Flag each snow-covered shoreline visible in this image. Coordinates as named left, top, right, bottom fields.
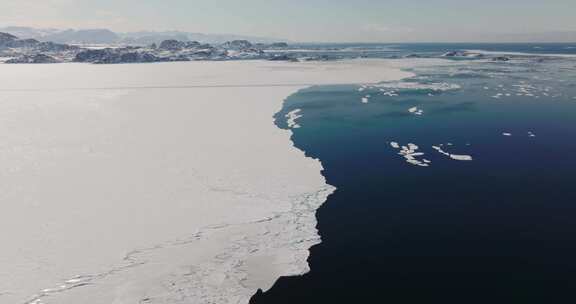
left=0, top=59, right=443, bottom=304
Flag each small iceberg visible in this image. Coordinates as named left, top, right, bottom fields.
left=408, top=106, right=424, bottom=116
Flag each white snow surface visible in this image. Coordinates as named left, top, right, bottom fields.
left=0, top=58, right=444, bottom=304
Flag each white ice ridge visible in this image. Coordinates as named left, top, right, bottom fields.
left=0, top=59, right=447, bottom=304
left=371, top=81, right=461, bottom=91
left=286, top=108, right=303, bottom=128
left=432, top=144, right=473, bottom=161
left=390, top=142, right=431, bottom=167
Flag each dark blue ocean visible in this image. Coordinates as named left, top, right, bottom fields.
left=251, top=44, right=576, bottom=304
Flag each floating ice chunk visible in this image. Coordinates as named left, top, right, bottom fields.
left=408, top=106, right=424, bottom=116
left=361, top=96, right=369, bottom=104
left=450, top=154, right=473, bottom=161
left=502, top=132, right=512, bottom=136
left=390, top=141, right=430, bottom=167
left=432, top=145, right=473, bottom=161
left=286, top=109, right=303, bottom=129
left=432, top=145, right=449, bottom=156
left=380, top=89, right=399, bottom=97
left=528, top=131, right=536, bottom=137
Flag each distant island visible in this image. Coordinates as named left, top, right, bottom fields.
left=0, top=31, right=298, bottom=64
left=0, top=27, right=285, bottom=45
left=1, top=30, right=521, bottom=65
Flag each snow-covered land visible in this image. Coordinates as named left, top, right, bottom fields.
left=0, top=59, right=440, bottom=304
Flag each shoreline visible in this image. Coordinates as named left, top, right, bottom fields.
left=0, top=59, right=444, bottom=304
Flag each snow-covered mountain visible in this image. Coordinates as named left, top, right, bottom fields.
left=0, top=27, right=285, bottom=45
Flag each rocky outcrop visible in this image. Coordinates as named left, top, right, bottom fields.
left=5, top=54, right=60, bottom=64
left=269, top=42, right=289, bottom=48
left=442, top=51, right=484, bottom=58
left=492, top=56, right=511, bottom=62
left=0, top=32, right=18, bottom=44
left=158, top=39, right=186, bottom=51
left=222, top=40, right=254, bottom=50
left=0, top=32, right=287, bottom=64
left=74, top=48, right=161, bottom=64
left=37, top=41, right=79, bottom=52
left=0, top=33, right=37, bottom=49
left=0, top=32, right=78, bottom=53
left=158, top=40, right=204, bottom=51
left=268, top=54, right=298, bottom=62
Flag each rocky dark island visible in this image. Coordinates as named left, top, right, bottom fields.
left=0, top=32, right=79, bottom=63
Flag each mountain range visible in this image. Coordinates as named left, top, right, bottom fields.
left=0, top=26, right=284, bottom=45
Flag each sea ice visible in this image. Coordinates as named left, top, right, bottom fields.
left=408, top=106, right=424, bottom=115
left=390, top=142, right=430, bottom=167
left=0, top=58, right=445, bottom=304
left=432, top=145, right=473, bottom=161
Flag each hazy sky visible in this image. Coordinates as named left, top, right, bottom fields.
left=2, top=0, right=576, bottom=42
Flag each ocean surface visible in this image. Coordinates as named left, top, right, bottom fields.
left=266, top=42, right=576, bottom=60
left=251, top=44, right=576, bottom=303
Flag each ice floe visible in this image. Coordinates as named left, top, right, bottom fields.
left=390, top=142, right=430, bottom=167
left=380, top=89, right=399, bottom=97
left=408, top=106, right=424, bottom=115
left=432, top=144, right=473, bottom=161
left=361, top=95, right=370, bottom=104
left=503, top=132, right=512, bottom=136
left=286, top=109, right=303, bottom=129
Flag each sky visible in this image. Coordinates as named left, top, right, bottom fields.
left=2, top=0, right=576, bottom=42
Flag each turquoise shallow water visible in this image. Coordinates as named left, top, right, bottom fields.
left=252, top=45, right=576, bottom=303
